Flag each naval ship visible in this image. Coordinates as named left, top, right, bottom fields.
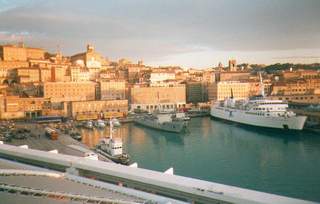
left=134, top=111, right=187, bottom=133
left=210, top=75, right=307, bottom=130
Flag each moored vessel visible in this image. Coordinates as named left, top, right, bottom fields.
left=95, top=120, right=130, bottom=165
left=210, top=74, right=307, bottom=130
left=134, top=111, right=187, bottom=133
left=84, top=121, right=93, bottom=129
left=94, top=119, right=106, bottom=128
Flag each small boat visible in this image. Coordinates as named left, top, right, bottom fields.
left=84, top=121, right=93, bottom=129
left=94, top=119, right=106, bottom=128
left=70, top=130, right=82, bottom=141
left=95, top=119, right=130, bottom=165
left=110, top=118, right=121, bottom=127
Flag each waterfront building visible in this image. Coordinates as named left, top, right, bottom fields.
left=130, top=84, right=186, bottom=112
left=186, top=81, right=208, bottom=104
left=44, top=81, right=97, bottom=102
left=282, top=69, right=320, bottom=80
left=271, top=78, right=320, bottom=96
left=268, top=93, right=320, bottom=104
left=70, top=99, right=128, bottom=119
left=208, top=81, right=251, bottom=101
left=0, top=95, right=45, bottom=119
left=100, top=80, right=126, bottom=100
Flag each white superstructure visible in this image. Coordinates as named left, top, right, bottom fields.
left=210, top=73, right=307, bottom=130
left=96, top=119, right=130, bottom=164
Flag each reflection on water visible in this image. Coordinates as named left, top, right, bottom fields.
left=79, top=117, right=320, bottom=202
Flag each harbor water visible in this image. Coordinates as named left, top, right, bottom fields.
left=80, top=117, right=320, bottom=202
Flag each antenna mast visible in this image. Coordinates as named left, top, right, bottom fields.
left=259, top=72, right=265, bottom=97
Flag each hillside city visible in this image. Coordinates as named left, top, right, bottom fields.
left=0, top=43, right=319, bottom=124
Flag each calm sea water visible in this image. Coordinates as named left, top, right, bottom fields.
left=80, top=117, right=320, bottom=202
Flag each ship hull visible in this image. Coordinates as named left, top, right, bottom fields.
left=134, top=118, right=186, bottom=133
left=210, top=107, right=307, bottom=130
left=95, top=148, right=130, bottom=165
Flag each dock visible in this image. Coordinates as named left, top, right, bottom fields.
left=1, top=121, right=112, bottom=162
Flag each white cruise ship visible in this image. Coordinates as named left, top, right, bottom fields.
left=210, top=75, right=307, bottom=130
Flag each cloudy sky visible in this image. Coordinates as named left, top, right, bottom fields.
left=0, top=0, right=320, bottom=68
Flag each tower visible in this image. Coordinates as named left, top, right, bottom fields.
left=228, top=59, right=237, bottom=72
left=87, top=44, right=94, bottom=52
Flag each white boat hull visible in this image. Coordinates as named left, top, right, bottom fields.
left=210, top=107, right=307, bottom=130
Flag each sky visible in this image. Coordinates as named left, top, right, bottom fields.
left=0, top=0, right=320, bottom=68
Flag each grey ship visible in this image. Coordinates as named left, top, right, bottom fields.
left=134, top=111, right=187, bottom=133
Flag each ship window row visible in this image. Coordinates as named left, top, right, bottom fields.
left=253, top=107, right=273, bottom=111
left=257, top=102, right=285, bottom=105
left=280, top=96, right=317, bottom=100
left=246, top=112, right=265, bottom=116
left=253, top=107, right=286, bottom=111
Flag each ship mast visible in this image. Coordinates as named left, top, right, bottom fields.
left=259, top=72, right=265, bottom=97
left=230, top=88, right=234, bottom=99
left=109, top=119, right=113, bottom=139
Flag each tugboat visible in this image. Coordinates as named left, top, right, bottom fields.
left=95, top=120, right=130, bottom=165
left=134, top=110, right=187, bottom=133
